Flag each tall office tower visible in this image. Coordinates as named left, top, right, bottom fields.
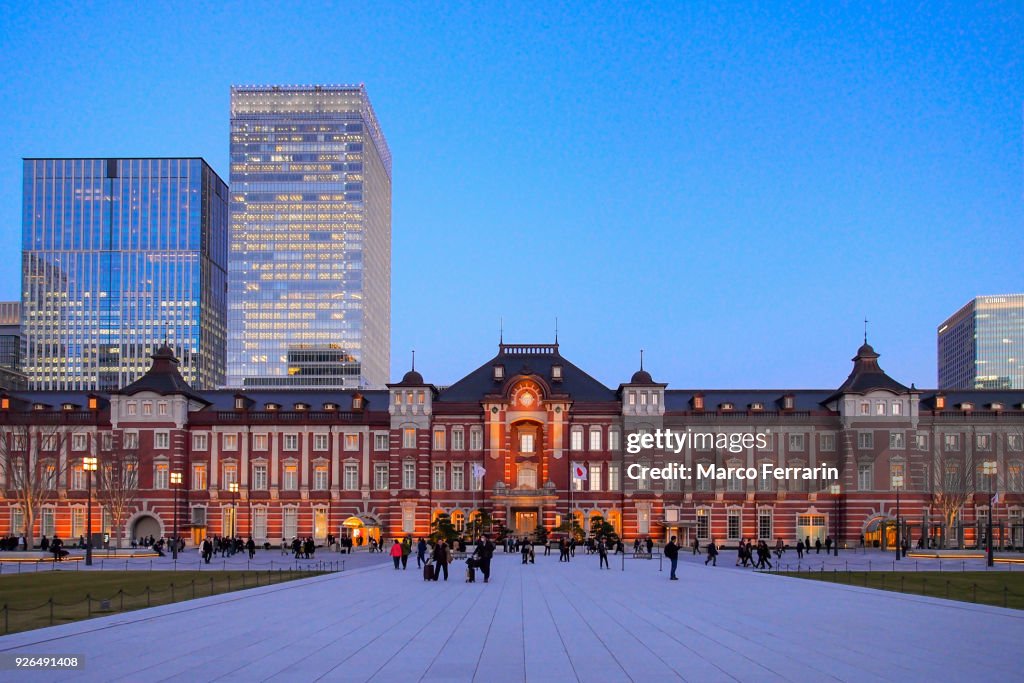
left=21, top=158, right=229, bottom=391
left=938, top=294, right=1024, bottom=389
left=0, top=302, right=26, bottom=390
left=228, top=85, right=391, bottom=389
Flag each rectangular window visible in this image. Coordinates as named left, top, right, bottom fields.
left=875, top=402, right=886, bottom=416
left=142, top=402, right=152, bottom=416
left=944, top=434, right=960, bottom=451
left=757, top=470, right=772, bottom=492
left=191, top=507, right=206, bottom=527
left=375, top=463, right=389, bottom=490
left=451, top=463, right=464, bottom=491
left=122, top=431, right=138, bottom=449
left=344, top=434, right=359, bottom=451
left=153, top=463, right=168, bottom=490
left=70, top=465, right=85, bottom=490
left=914, top=434, right=928, bottom=451
left=126, top=403, right=137, bottom=416
left=253, top=508, right=267, bottom=540
left=727, top=510, right=741, bottom=540
left=72, top=507, right=86, bottom=539
left=283, top=508, right=298, bottom=540
left=102, top=433, right=112, bottom=450
left=223, top=434, right=238, bottom=451
left=891, top=402, right=902, bottom=416
left=572, top=471, right=584, bottom=491
left=589, top=463, right=602, bottom=491
left=889, top=432, right=905, bottom=449
left=696, top=469, right=712, bottom=492
left=1008, top=462, right=1023, bottom=493
left=283, top=464, right=298, bottom=491
left=222, top=463, right=237, bottom=488
left=665, top=475, right=680, bottom=492
left=283, top=434, right=299, bottom=451
left=1008, top=434, right=1023, bottom=452
left=433, top=464, right=445, bottom=490
left=433, top=429, right=446, bottom=450
left=890, top=462, right=905, bottom=489
left=403, top=462, right=416, bottom=489
left=471, top=463, right=484, bottom=491
left=976, top=434, right=991, bottom=451
left=154, top=432, right=170, bottom=449
left=158, top=402, right=169, bottom=416
left=72, top=433, right=87, bottom=451
left=452, top=429, right=465, bottom=451
left=571, top=429, right=583, bottom=451
left=820, top=434, right=835, bottom=451
left=696, top=508, right=709, bottom=540
left=638, top=506, right=650, bottom=534
left=252, top=464, right=267, bottom=491
left=858, top=463, right=872, bottom=491
left=252, top=434, right=268, bottom=451
left=589, top=429, right=602, bottom=451
left=470, top=428, right=483, bottom=450
left=314, top=434, right=330, bottom=451
left=192, top=433, right=208, bottom=451
left=40, top=508, right=55, bottom=537
left=520, top=434, right=534, bottom=453
left=758, top=512, right=773, bottom=540
left=314, top=465, right=329, bottom=491
left=944, top=462, right=960, bottom=490
left=788, top=434, right=805, bottom=451
left=858, top=432, right=873, bottom=449
left=343, top=463, right=358, bottom=491
left=727, top=471, right=743, bottom=492
left=608, top=430, right=620, bottom=451
left=403, top=507, right=415, bottom=534
left=609, top=464, right=621, bottom=491
left=374, top=433, right=388, bottom=451
left=403, top=428, right=416, bottom=449
left=192, top=464, right=207, bottom=491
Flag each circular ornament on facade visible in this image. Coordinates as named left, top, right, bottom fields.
left=491, top=406, right=499, bottom=414
left=519, top=392, right=535, bottom=407
left=555, top=406, right=562, bottom=413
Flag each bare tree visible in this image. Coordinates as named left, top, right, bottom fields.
left=0, top=421, right=79, bottom=549
left=930, top=437, right=969, bottom=548
left=95, top=441, right=140, bottom=551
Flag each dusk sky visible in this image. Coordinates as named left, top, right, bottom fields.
left=1, top=2, right=1021, bottom=390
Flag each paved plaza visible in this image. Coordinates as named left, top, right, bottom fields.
left=0, top=548, right=1022, bottom=682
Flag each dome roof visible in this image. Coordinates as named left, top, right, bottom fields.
left=630, top=369, right=654, bottom=384
left=400, top=369, right=424, bottom=385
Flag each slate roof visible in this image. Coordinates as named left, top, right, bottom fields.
left=918, top=390, right=1024, bottom=410
left=439, top=344, right=616, bottom=403
left=823, top=342, right=908, bottom=402
left=664, top=390, right=834, bottom=412
left=196, top=389, right=389, bottom=411
left=117, top=344, right=209, bottom=403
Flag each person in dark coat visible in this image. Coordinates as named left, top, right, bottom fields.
left=796, top=539, right=805, bottom=558
left=665, top=536, right=679, bottom=579
left=202, top=537, right=214, bottom=564
left=432, top=541, right=450, bottom=581
left=815, top=538, right=822, bottom=554
left=474, top=534, right=495, bottom=583
left=598, top=539, right=610, bottom=569
left=417, top=538, right=428, bottom=568
left=705, top=538, right=718, bottom=566
left=246, top=537, right=256, bottom=559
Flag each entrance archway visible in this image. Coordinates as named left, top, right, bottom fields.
left=131, top=514, right=162, bottom=542
left=342, top=515, right=380, bottom=547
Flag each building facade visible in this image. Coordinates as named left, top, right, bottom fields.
left=939, top=294, right=1024, bottom=390
left=2, top=341, right=1022, bottom=549
left=21, top=158, right=229, bottom=392
left=0, top=302, right=26, bottom=391
left=227, top=85, right=392, bottom=391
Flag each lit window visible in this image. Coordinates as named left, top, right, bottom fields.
left=571, top=428, right=583, bottom=451
left=283, top=464, right=298, bottom=490
left=403, top=428, right=416, bottom=449
left=589, top=463, right=601, bottom=491
left=314, top=465, right=329, bottom=491
left=433, top=429, right=446, bottom=450
left=589, top=428, right=602, bottom=451
left=192, top=464, right=207, bottom=491
left=153, top=462, right=168, bottom=490
left=344, top=434, right=359, bottom=451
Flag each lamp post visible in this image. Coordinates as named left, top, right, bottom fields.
left=830, top=483, right=840, bottom=556
left=170, top=471, right=182, bottom=560
left=228, top=482, right=239, bottom=537
left=83, top=456, right=97, bottom=566
left=983, top=461, right=996, bottom=568
left=892, top=473, right=904, bottom=560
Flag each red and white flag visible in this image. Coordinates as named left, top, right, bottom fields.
left=572, top=463, right=588, bottom=480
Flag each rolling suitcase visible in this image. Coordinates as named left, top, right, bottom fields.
left=423, top=562, right=435, bottom=581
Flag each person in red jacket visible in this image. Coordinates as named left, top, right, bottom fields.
left=390, top=540, right=403, bottom=569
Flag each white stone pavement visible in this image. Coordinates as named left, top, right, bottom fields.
left=0, top=549, right=1022, bottom=682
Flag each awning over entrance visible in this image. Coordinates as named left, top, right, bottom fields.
left=342, top=515, right=380, bottom=529
left=864, top=517, right=892, bottom=533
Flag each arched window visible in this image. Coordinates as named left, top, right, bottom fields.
left=451, top=510, right=465, bottom=532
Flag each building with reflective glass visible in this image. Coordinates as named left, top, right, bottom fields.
left=228, top=85, right=391, bottom=390
left=21, top=158, right=229, bottom=391
left=938, top=294, right=1024, bottom=389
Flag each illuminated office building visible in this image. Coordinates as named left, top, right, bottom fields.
left=228, top=85, right=392, bottom=389
left=938, top=294, right=1024, bottom=390
left=0, top=302, right=26, bottom=390
left=21, top=158, right=229, bottom=391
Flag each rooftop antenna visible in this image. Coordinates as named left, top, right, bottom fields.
left=864, top=317, right=869, bottom=344
left=555, top=317, right=559, bottom=344
left=640, top=349, right=644, bottom=371
left=499, top=317, right=504, bottom=345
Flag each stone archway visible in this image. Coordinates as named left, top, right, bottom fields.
left=130, top=513, right=163, bottom=543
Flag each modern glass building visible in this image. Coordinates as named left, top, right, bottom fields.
left=0, top=301, right=26, bottom=390
left=227, top=84, right=391, bottom=390
left=938, top=294, right=1024, bottom=389
left=21, top=158, right=228, bottom=391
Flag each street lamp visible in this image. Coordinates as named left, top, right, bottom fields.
left=892, top=473, right=904, bottom=560
left=830, top=483, right=840, bottom=557
left=983, top=461, right=996, bottom=568
left=83, top=456, right=98, bottom=566
left=170, top=471, right=182, bottom=560
left=228, top=482, right=239, bottom=537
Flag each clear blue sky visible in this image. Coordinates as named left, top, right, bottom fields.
left=1, top=1, right=1021, bottom=390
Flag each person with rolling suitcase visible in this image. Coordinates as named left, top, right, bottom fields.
left=423, top=558, right=435, bottom=581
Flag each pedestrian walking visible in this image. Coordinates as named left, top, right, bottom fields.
left=390, top=540, right=403, bottom=569
left=598, top=539, right=610, bottom=569
left=665, top=535, right=679, bottom=580
left=705, top=539, right=718, bottom=566
left=417, top=537, right=427, bottom=568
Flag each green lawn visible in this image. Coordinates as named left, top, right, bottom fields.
left=778, top=571, right=1024, bottom=610
left=0, top=569, right=324, bottom=635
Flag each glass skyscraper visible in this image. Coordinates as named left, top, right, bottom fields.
left=938, top=294, right=1024, bottom=390
left=227, top=85, right=391, bottom=389
left=22, top=158, right=228, bottom=391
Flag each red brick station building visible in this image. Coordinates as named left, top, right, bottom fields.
left=2, top=341, right=1023, bottom=550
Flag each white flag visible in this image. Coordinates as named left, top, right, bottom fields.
left=472, top=464, right=487, bottom=479
left=572, top=463, right=588, bottom=480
